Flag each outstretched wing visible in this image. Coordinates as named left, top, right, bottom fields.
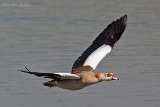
left=71, top=14, right=127, bottom=74
left=18, top=67, right=80, bottom=80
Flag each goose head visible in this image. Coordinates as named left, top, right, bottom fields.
left=98, top=73, right=119, bottom=81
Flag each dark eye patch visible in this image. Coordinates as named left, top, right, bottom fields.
left=107, top=73, right=112, bottom=77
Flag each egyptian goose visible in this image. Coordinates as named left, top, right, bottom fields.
left=18, top=14, right=127, bottom=90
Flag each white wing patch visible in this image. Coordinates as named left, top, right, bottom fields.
left=83, top=45, right=112, bottom=70
left=54, top=73, right=80, bottom=80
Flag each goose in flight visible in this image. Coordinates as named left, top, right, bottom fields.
left=18, top=14, right=127, bottom=90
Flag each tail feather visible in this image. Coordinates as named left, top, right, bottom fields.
left=43, top=80, right=57, bottom=88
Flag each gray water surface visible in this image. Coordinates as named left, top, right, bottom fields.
left=0, top=0, right=160, bottom=107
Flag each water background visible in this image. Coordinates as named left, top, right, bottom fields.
left=0, top=0, right=160, bottom=107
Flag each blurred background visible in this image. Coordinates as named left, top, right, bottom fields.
left=0, top=0, right=160, bottom=107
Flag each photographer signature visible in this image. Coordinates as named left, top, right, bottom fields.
left=3, top=3, right=31, bottom=7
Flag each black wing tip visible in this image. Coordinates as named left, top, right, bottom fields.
left=115, top=14, right=128, bottom=29
left=123, top=14, right=127, bottom=19
left=17, top=67, right=41, bottom=76
left=110, top=14, right=128, bottom=47
left=18, top=67, right=61, bottom=78
left=17, top=66, right=31, bottom=74
left=92, top=14, right=128, bottom=48
left=124, top=14, right=127, bottom=19
left=121, top=14, right=127, bottom=25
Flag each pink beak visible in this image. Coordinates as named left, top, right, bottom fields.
left=112, top=76, right=119, bottom=80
